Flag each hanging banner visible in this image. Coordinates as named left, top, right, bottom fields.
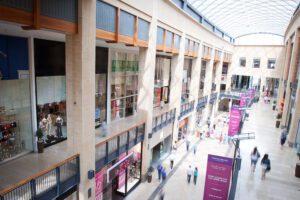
left=240, top=93, right=247, bottom=107
left=95, top=167, right=106, bottom=200
left=203, top=154, right=233, bottom=200
left=228, top=106, right=241, bottom=136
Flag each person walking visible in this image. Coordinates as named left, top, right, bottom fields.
left=261, top=154, right=271, bottom=179
left=193, top=143, right=197, bottom=155
left=250, top=147, right=260, bottom=173
left=186, top=134, right=191, bottom=152
left=193, top=167, right=198, bottom=185
left=161, top=168, right=167, bottom=182
left=157, top=164, right=162, bottom=181
left=280, top=128, right=288, bottom=148
left=187, top=165, right=192, bottom=183
left=159, top=188, right=165, bottom=200
left=170, top=154, right=175, bottom=169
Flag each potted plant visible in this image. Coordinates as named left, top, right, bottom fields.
left=147, top=166, right=154, bottom=183
left=36, top=128, right=44, bottom=153
left=275, top=113, right=282, bottom=128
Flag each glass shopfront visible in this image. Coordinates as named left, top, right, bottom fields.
left=182, top=58, right=192, bottom=102
left=178, top=117, right=189, bottom=141
left=95, top=47, right=108, bottom=127
left=0, top=35, right=33, bottom=162
left=34, top=39, right=67, bottom=146
left=95, top=143, right=142, bottom=200
left=110, top=51, right=139, bottom=121
left=153, top=56, right=171, bottom=108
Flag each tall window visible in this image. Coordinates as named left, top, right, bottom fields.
left=267, top=59, right=276, bottom=69
left=253, top=58, right=260, bottom=68
left=182, top=59, right=192, bottom=102
left=110, top=51, right=139, bottom=121
left=239, top=57, right=246, bottom=67
left=153, top=56, right=171, bottom=107
left=199, top=61, right=207, bottom=97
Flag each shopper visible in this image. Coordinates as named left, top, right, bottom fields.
left=170, top=154, right=175, bottom=169
left=280, top=128, right=288, bottom=148
left=193, top=167, right=198, bottom=185
left=187, top=165, right=192, bottom=183
left=157, top=164, right=162, bottom=181
left=173, top=140, right=177, bottom=151
left=193, top=143, right=197, bottom=155
left=250, top=147, right=260, bottom=173
left=261, top=154, right=271, bottom=179
left=159, top=188, right=165, bottom=200
left=161, top=168, right=167, bottom=182
left=186, top=134, right=191, bottom=152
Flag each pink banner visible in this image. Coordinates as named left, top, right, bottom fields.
left=228, top=106, right=241, bottom=136
left=95, top=168, right=106, bottom=200
left=240, top=93, right=247, bottom=107
left=203, top=154, right=233, bottom=200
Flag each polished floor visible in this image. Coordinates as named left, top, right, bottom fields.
left=126, top=100, right=300, bottom=200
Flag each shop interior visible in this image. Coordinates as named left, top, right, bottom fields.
left=0, top=35, right=33, bottom=162
left=181, top=58, right=192, bottom=102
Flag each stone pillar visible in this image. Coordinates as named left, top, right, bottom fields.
left=169, top=33, right=185, bottom=143
left=137, top=16, right=157, bottom=178
left=277, top=44, right=289, bottom=109
left=65, top=0, right=96, bottom=199
left=214, top=51, right=224, bottom=116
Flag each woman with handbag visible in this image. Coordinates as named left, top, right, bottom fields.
left=261, top=154, right=271, bottom=179
left=250, top=147, right=260, bottom=173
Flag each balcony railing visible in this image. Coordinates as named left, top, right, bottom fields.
left=197, top=96, right=208, bottom=111
left=209, top=92, right=218, bottom=104
left=152, top=108, right=176, bottom=135
left=95, top=123, right=145, bottom=171
left=0, top=154, right=80, bottom=200
left=179, top=100, right=195, bottom=119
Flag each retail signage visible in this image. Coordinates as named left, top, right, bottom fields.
left=240, top=93, right=247, bottom=107
left=107, top=152, right=134, bottom=183
left=228, top=106, right=241, bottom=136
left=95, top=167, right=106, bottom=200
left=203, top=154, right=233, bottom=200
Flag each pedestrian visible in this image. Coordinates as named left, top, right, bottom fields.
left=186, top=134, right=191, bottom=152
left=187, top=165, right=192, bottom=183
left=193, top=167, right=198, bottom=185
left=159, top=188, right=165, bottom=200
left=170, top=154, right=175, bottom=169
left=193, top=143, right=197, bottom=155
left=280, top=128, right=288, bottom=148
left=162, top=168, right=167, bottom=182
left=173, top=140, right=177, bottom=151
left=250, top=147, right=260, bottom=173
left=157, top=164, right=162, bottom=181
left=261, top=154, right=271, bottom=179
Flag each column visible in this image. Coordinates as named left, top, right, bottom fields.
left=137, top=16, right=157, bottom=179
left=169, top=33, right=185, bottom=143
left=214, top=51, right=224, bottom=117
left=65, top=0, right=96, bottom=199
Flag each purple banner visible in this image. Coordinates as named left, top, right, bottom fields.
left=240, top=93, right=247, bottom=107
left=228, top=106, right=241, bottom=136
left=203, top=154, right=233, bottom=200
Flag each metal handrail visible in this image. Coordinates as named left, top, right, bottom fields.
left=0, top=154, right=80, bottom=199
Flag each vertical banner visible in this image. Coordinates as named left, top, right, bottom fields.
left=240, top=93, right=247, bottom=107
left=203, top=154, right=233, bottom=200
left=95, top=168, right=105, bottom=200
left=228, top=106, right=241, bottom=136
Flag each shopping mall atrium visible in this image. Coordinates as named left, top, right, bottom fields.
left=0, top=0, right=300, bottom=199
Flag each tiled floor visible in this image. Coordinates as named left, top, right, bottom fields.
left=126, top=100, right=300, bottom=200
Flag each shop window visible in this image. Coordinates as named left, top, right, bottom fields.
left=153, top=56, right=171, bottom=108
left=267, top=59, right=276, bottom=69
left=182, top=59, right=192, bottom=103
left=239, top=58, right=246, bottom=67
left=95, top=47, right=108, bottom=127
left=199, top=60, right=206, bottom=96
left=0, top=35, right=33, bottom=162
left=35, top=39, right=67, bottom=147
left=111, top=51, right=139, bottom=121
left=253, top=58, right=260, bottom=68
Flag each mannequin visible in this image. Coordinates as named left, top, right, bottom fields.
left=39, top=117, right=47, bottom=139
left=46, top=114, right=52, bottom=136
left=55, top=115, right=63, bottom=138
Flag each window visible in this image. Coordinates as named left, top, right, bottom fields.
left=253, top=58, right=260, bottom=68
left=111, top=51, right=139, bottom=121
left=153, top=56, right=171, bottom=107
left=239, top=57, right=246, bottom=67
left=182, top=59, right=192, bottom=102
left=267, top=59, right=276, bottom=69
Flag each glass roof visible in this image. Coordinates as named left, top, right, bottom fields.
left=188, top=0, right=300, bottom=38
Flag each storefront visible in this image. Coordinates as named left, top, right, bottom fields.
left=34, top=39, right=67, bottom=146
left=0, top=35, right=33, bottom=162
left=151, top=134, right=172, bottom=165
left=153, top=56, right=171, bottom=108
left=178, top=117, right=189, bottom=141
left=95, top=143, right=142, bottom=199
